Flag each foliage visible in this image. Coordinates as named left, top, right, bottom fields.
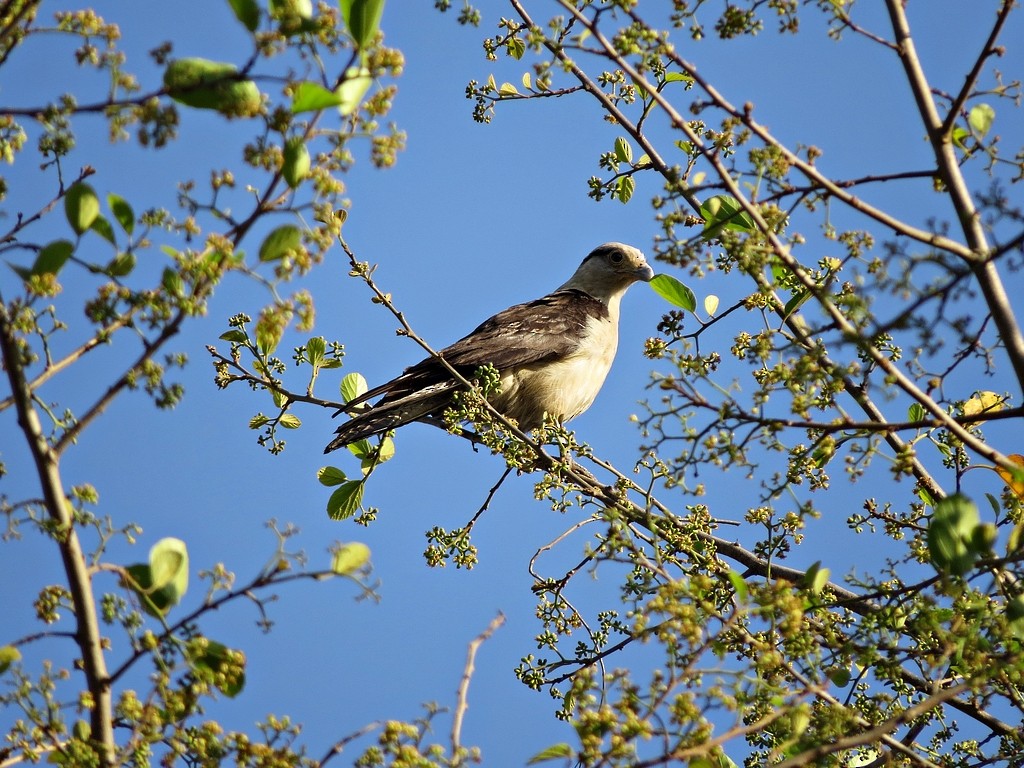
left=426, top=1, right=1024, bottom=766
left=7, top=1, right=1024, bottom=767
left=0, top=1, right=474, bottom=767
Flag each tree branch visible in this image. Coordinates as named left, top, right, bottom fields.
left=450, top=612, right=505, bottom=764
left=0, top=302, right=114, bottom=766
left=939, top=0, right=1016, bottom=137
left=885, top=0, right=1024, bottom=392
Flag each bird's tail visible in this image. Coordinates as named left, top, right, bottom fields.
left=324, top=383, right=458, bottom=453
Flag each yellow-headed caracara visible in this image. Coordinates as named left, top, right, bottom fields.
left=325, top=242, right=654, bottom=453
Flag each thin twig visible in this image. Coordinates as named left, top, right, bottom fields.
left=450, top=612, right=505, bottom=764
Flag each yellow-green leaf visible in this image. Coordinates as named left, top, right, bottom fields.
left=149, top=537, right=189, bottom=600
left=107, top=193, right=135, bottom=235
left=341, top=372, right=368, bottom=403
left=317, top=466, right=347, bottom=486
left=228, top=0, right=260, bottom=31
left=339, top=0, right=385, bottom=49
left=291, top=81, right=344, bottom=114
left=282, top=137, right=310, bottom=188
left=331, top=542, right=371, bottom=574
left=614, top=136, right=632, bottom=164
left=163, top=58, right=261, bottom=118
left=32, top=240, right=73, bottom=276
left=650, top=273, right=696, bottom=312
left=0, top=645, right=21, bottom=674
left=968, top=103, right=995, bottom=138
left=527, top=743, right=575, bottom=765
left=327, top=480, right=364, bottom=520
left=65, top=183, right=100, bottom=235
left=700, top=194, right=756, bottom=237
left=337, top=67, right=373, bottom=116
left=258, top=225, right=301, bottom=262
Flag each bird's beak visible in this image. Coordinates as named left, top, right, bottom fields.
left=635, top=263, right=655, bottom=282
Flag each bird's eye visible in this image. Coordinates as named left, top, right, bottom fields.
left=610, top=251, right=624, bottom=264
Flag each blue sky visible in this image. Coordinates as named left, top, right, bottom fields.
left=2, top=1, right=1023, bottom=765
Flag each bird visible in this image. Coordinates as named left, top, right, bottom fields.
left=324, top=242, right=654, bottom=453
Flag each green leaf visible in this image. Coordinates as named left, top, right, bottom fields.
left=664, top=71, right=694, bottom=85
left=337, top=67, right=373, bottom=116
left=258, top=225, right=301, bottom=262
left=123, top=561, right=181, bottom=618
left=279, top=413, right=302, bottom=429
left=527, top=744, right=575, bottom=765
left=106, top=251, right=136, bottom=278
left=306, top=336, right=326, bottom=366
left=968, top=103, right=995, bottom=138
left=228, top=0, right=260, bottom=31
left=90, top=214, right=116, bottom=245
left=220, top=329, right=248, bottom=343
left=649, top=273, right=696, bottom=312
left=782, top=289, right=809, bottom=319
left=65, top=183, right=100, bottom=235
left=249, top=414, right=270, bottom=429
left=614, top=136, right=632, bottom=164
left=703, top=294, right=719, bottom=316
left=161, top=266, right=185, bottom=297
left=631, top=76, right=648, bottom=100
left=347, top=438, right=372, bottom=459
left=341, top=372, right=368, bottom=403
left=907, top=403, right=926, bottom=422
left=803, top=561, right=831, bottom=595
left=149, top=537, right=189, bottom=602
left=291, top=81, right=344, bottom=114
left=360, top=436, right=395, bottom=475
left=282, top=137, right=311, bottom=188
left=163, top=58, right=261, bottom=118
left=339, top=0, right=386, bottom=49
left=257, top=323, right=282, bottom=356
left=951, top=125, right=970, bottom=150
left=726, top=569, right=748, bottom=601
left=327, top=480, right=364, bottom=520
left=317, top=466, right=347, bottom=486
left=927, top=493, right=981, bottom=576
left=508, top=36, right=525, bottom=60
left=615, top=175, right=635, bottom=204
left=498, top=82, right=520, bottom=97
left=827, top=666, right=851, bottom=687
left=331, top=541, right=371, bottom=574
left=0, top=645, right=21, bottom=674
left=700, top=194, right=756, bottom=238
left=107, top=193, right=134, bottom=234
left=32, top=240, right=73, bottom=276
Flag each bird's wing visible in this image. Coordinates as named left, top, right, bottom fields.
left=342, top=289, right=609, bottom=410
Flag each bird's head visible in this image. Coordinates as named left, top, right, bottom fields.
left=558, top=242, right=655, bottom=304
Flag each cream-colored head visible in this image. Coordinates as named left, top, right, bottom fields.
left=558, top=242, right=654, bottom=306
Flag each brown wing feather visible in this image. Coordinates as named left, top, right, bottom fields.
left=326, top=290, right=609, bottom=451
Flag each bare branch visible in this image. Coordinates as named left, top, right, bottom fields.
left=940, top=0, right=1016, bottom=137
left=0, top=303, right=114, bottom=766
left=450, top=612, right=505, bottom=764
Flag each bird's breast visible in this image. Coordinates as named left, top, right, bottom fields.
left=493, top=314, right=619, bottom=429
